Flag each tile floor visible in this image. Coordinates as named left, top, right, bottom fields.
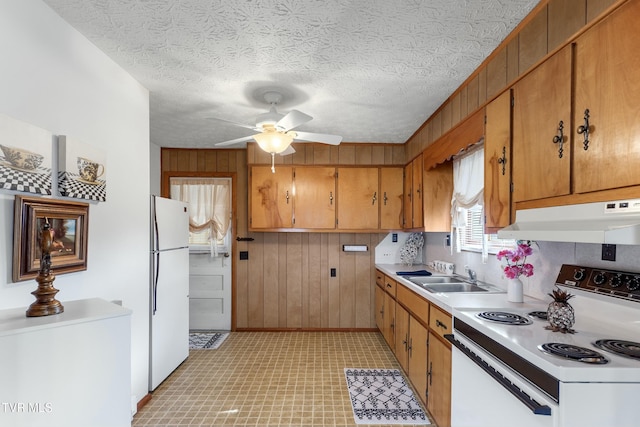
left=132, top=331, right=430, bottom=427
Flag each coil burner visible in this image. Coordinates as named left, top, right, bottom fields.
left=538, top=342, right=609, bottom=364
left=476, top=311, right=533, bottom=325
left=593, top=339, right=640, bottom=361
left=528, top=311, right=548, bottom=320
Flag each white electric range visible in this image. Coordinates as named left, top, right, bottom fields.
left=448, top=264, right=640, bottom=427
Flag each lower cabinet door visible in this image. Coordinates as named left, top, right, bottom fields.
left=428, top=334, right=452, bottom=427
left=394, top=304, right=410, bottom=373
left=408, top=316, right=428, bottom=404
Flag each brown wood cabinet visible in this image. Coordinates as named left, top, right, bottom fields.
left=484, top=90, right=513, bottom=231
left=383, top=272, right=451, bottom=426
left=512, top=45, right=572, bottom=203
left=572, top=0, right=640, bottom=194
left=512, top=0, right=640, bottom=210
left=427, top=331, right=452, bottom=427
left=337, top=167, right=379, bottom=230
left=250, top=166, right=293, bottom=228
left=375, top=274, right=396, bottom=350
left=427, top=304, right=452, bottom=427
left=251, top=165, right=403, bottom=231
left=395, top=287, right=429, bottom=405
left=293, top=167, right=336, bottom=229
left=423, top=162, right=453, bottom=232
left=408, top=316, right=429, bottom=405
left=394, top=303, right=410, bottom=372
left=380, top=167, right=404, bottom=230
left=412, top=154, right=424, bottom=229
left=403, top=154, right=424, bottom=229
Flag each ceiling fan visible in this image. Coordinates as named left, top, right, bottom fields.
left=211, top=91, right=342, bottom=171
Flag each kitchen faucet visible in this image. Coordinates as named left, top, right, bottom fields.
left=467, top=268, right=477, bottom=284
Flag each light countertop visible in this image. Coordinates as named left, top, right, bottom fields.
left=375, top=263, right=544, bottom=314
left=0, top=298, right=132, bottom=337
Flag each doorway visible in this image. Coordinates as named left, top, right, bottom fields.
left=169, top=176, right=234, bottom=331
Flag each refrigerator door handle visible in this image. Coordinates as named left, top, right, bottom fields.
left=153, top=204, right=160, bottom=252
left=153, top=252, right=160, bottom=315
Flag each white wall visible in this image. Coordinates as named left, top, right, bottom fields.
left=423, top=232, right=640, bottom=301
left=0, top=0, right=150, bottom=410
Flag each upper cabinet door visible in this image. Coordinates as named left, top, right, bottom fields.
left=484, top=90, right=512, bottom=230
left=512, top=45, right=572, bottom=202
left=337, top=167, right=379, bottom=230
left=250, top=166, right=293, bottom=229
left=573, top=0, right=640, bottom=194
left=411, top=154, right=424, bottom=229
left=293, top=167, right=336, bottom=229
left=380, top=167, right=404, bottom=230
left=403, top=162, right=413, bottom=228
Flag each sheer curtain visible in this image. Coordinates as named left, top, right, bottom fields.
left=451, top=146, right=484, bottom=253
left=170, top=178, right=231, bottom=255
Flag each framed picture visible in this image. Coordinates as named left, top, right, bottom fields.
left=0, top=113, right=53, bottom=195
left=58, top=135, right=107, bottom=201
left=13, top=196, right=89, bottom=282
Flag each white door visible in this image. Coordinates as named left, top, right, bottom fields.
left=189, top=248, right=231, bottom=331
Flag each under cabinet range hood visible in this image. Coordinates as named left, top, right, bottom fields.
left=498, top=199, right=640, bottom=244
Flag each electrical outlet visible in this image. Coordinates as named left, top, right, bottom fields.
left=602, top=244, right=616, bottom=261
left=330, top=268, right=337, bottom=277
left=392, top=233, right=398, bottom=242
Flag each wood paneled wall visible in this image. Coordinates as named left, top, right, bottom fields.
left=161, top=144, right=404, bottom=331
left=405, top=0, right=619, bottom=161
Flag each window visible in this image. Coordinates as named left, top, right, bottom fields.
left=169, top=177, right=232, bottom=254
left=451, top=144, right=515, bottom=255
left=458, top=205, right=515, bottom=254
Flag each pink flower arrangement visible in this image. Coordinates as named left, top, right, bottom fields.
left=496, top=242, right=534, bottom=279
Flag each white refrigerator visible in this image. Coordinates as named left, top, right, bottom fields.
left=150, top=195, right=189, bottom=391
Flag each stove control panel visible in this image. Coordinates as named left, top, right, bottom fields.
left=555, top=264, right=640, bottom=302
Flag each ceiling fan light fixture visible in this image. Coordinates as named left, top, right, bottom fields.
left=253, top=128, right=294, bottom=154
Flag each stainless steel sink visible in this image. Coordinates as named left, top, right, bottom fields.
left=405, top=275, right=505, bottom=293
left=422, top=283, right=489, bottom=293
left=405, top=276, right=465, bottom=285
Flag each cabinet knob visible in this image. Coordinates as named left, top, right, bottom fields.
left=285, top=190, right=290, bottom=204
left=329, top=191, right=333, bottom=205
left=383, top=191, right=388, bottom=205
left=553, top=120, right=565, bottom=158
left=435, top=319, right=448, bottom=330
left=577, top=109, right=591, bottom=151
left=497, top=146, right=507, bottom=175
left=372, top=191, right=377, bottom=205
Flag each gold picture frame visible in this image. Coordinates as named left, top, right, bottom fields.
left=13, top=196, right=89, bottom=282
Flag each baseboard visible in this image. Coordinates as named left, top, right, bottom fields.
left=235, top=327, right=379, bottom=332
left=137, top=393, right=152, bottom=412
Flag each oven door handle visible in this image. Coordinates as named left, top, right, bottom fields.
left=444, top=334, right=552, bottom=416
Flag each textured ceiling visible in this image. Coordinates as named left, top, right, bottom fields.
left=42, top=0, right=539, bottom=148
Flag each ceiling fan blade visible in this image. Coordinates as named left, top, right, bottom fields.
left=207, top=116, right=258, bottom=131
left=294, top=131, right=342, bottom=145
left=276, top=109, right=312, bottom=131
left=279, top=145, right=296, bottom=156
left=214, top=135, right=256, bottom=147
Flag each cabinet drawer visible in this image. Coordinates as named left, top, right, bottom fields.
left=376, top=270, right=385, bottom=288
left=429, top=305, right=452, bottom=340
left=396, top=285, right=429, bottom=324
left=383, top=275, right=397, bottom=297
